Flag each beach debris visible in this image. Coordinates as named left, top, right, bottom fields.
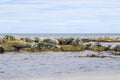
left=86, top=54, right=106, bottom=58
left=77, top=52, right=111, bottom=58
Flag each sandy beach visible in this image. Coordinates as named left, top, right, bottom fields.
left=2, top=72, right=120, bottom=80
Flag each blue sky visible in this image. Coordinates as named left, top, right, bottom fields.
left=0, top=0, right=120, bottom=33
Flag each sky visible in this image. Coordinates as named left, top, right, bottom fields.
left=0, top=0, right=120, bottom=33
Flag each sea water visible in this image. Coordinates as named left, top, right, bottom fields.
left=0, top=51, right=120, bottom=78
left=0, top=33, right=120, bottom=38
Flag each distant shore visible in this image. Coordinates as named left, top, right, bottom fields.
left=0, top=35, right=120, bottom=56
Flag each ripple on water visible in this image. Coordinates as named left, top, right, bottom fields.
left=0, top=51, right=120, bottom=78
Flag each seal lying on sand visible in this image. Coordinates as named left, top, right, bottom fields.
left=12, top=43, right=31, bottom=51
left=0, top=46, right=5, bottom=53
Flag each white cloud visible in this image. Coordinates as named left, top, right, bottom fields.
left=7, top=0, right=120, bottom=5
left=69, top=19, right=100, bottom=23
left=0, top=0, right=120, bottom=33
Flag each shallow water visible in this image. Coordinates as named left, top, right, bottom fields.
left=0, top=51, right=120, bottom=78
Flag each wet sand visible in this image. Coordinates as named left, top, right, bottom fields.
left=2, top=72, right=120, bottom=80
